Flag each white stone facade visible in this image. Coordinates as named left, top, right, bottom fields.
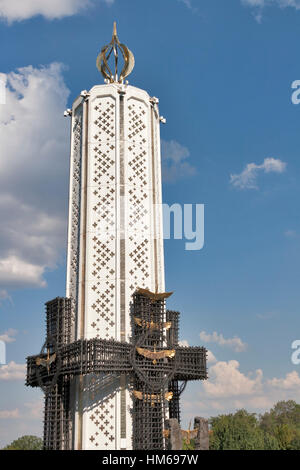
left=65, top=83, right=165, bottom=449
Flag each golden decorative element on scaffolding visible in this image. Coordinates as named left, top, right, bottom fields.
left=136, top=287, right=173, bottom=302
left=163, top=423, right=199, bottom=445
left=136, top=344, right=176, bottom=365
left=181, top=422, right=199, bottom=445
left=133, top=390, right=173, bottom=407
left=134, top=317, right=172, bottom=331
left=96, top=21, right=135, bottom=83
left=36, top=348, right=56, bottom=375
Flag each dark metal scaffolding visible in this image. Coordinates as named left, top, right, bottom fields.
left=45, top=297, right=73, bottom=347
left=131, top=292, right=169, bottom=450
left=26, top=294, right=207, bottom=450
left=43, top=378, right=72, bottom=450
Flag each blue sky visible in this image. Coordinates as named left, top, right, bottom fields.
left=0, top=0, right=300, bottom=447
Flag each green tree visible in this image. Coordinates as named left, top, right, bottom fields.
left=259, top=401, right=300, bottom=450
left=2, top=435, right=43, bottom=450
left=263, top=431, right=281, bottom=450
left=290, top=429, right=300, bottom=450
left=209, top=409, right=268, bottom=450
left=260, top=400, right=300, bottom=430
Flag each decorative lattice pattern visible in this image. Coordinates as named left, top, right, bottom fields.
left=87, top=96, right=117, bottom=341
left=85, top=96, right=117, bottom=449
left=85, top=375, right=117, bottom=449
left=126, top=98, right=152, bottom=301
left=68, top=107, right=83, bottom=327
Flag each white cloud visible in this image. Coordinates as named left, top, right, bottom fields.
left=181, top=360, right=300, bottom=424
left=0, top=63, right=70, bottom=289
left=242, top=0, right=300, bottom=22
left=0, top=329, right=17, bottom=343
left=268, top=370, right=300, bottom=389
left=161, top=139, right=197, bottom=183
left=0, top=399, right=43, bottom=422
left=178, top=0, right=193, bottom=8
left=0, top=398, right=44, bottom=448
left=24, top=399, right=43, bottom=420
left=242, top=0, right=266, bottom=6
left=207, top=349, right=217, bottom=364
left=199, top=330, right=247, bottom=353
left=0, top=256, right=47, bottom=288
left=0, top=408, right=20, bottom=419
left=0, top=361, right=26, bottom=380
left=177, top=0, right=199, bottom=13
left=203, top=360, right=263, bottom=398
left=243, top=0, right=300, bottom=8
left=0, top=0, right=94, bottom=23
left=230, top=158, right=286, bottom=190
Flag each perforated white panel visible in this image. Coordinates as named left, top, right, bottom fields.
left=66, top=103, right=83, bottom=330
left=66, top=84, right=165, bottom=450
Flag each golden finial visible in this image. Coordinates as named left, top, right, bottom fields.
left=96, top=22, right=135, bottom=83
left=113, top=21, right=117, bottom=38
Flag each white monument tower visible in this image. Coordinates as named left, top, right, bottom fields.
left=26, top=23, right=207, bottom=451
left=66, top=23, right=165, bottom=450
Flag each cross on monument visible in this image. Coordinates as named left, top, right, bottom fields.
left=26, top=290, right=207, bottom=450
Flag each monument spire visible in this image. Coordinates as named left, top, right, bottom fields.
left=96, top=21, right=135, bottom=83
